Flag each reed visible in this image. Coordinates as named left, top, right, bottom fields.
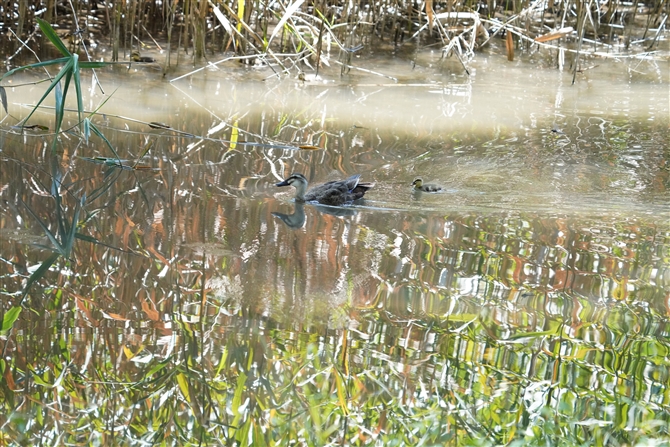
left=0, top=0, right=664, bottom=74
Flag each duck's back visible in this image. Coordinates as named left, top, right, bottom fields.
left=304, top=175, right=372, bottom=205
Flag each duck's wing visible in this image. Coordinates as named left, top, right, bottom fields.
left=303, top=174, right=372, bottom=204
left=314, top=175, right=361, bottom=191
left=304, top=182, right=339, bottom=201
left=304, top=175, right=356, bottom=201
left=306, top=183, right=350, bottom=204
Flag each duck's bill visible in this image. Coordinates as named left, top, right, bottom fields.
left=275, top=180, right=291, bottom=187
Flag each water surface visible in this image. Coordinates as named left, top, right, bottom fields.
left=1, top=49, right=669, bottom=445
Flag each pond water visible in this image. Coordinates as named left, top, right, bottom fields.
left=1, top=47, right=669, bottom=445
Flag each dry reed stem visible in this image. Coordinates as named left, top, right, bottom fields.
left=2, top=0, right=665, bottom=78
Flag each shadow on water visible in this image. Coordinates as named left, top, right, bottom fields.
left=1, top=53, right=669, bottom=445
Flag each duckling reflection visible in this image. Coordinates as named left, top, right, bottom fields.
left=272, top=203, right=358, bottom=229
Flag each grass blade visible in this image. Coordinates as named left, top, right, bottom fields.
left=63, top=194, right=85, bottom=255
left=83, top=117, right=91, bottom=142
left=89, top=122, right=121, bottom=159
left=79, top=61, right=110, bottom=69
left=20, top=199, right=64, bottom=255
left=1, top=306, right=23, bottom=334
left=86, top=168, right=122, bottom=203
left=54, top=80, right=63, bottom=130
left=268, top=0, right=305, bottom=47
left=55, top=71, right=73, bottom=135
left=36, top=18, right=72, bottom=57
left=72, top=53, right=84, bottom=131
left=21, top=252, right=61, bottom=301
left=20, top=58, right=74, bottom=129
left=0, top=58, right=70, bottom=86
left=75, top=232, right=132, bottom=253
left=210, top=4, right=237, bottom=52
left=50, top=161, right=68, bottom=240
left=0, top=86, right=7, bottom=113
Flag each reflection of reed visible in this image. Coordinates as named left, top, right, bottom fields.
left=2, top=92, right=670, bottom=446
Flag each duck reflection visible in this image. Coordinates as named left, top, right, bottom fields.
left=272, top=203, right=306, bottom=229
left=272, top=203, right=358, bottom=229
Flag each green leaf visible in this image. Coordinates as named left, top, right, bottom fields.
left=72, top=53, right=84, bottom=132
left=145, top=357, right=172, bottom=378
left=0, top=57, right=69, bottom=84
left=0, top=86, right=7, bottom=114
left=85, top=168, right=122, bottom=203
left=36, top=18, right=72, bottom=57
left=20, top=57, right=74, bottom=131
left=21, top=252, right=61, bottom=300
left=176, top=373, right=191, bottom=401
left=83, top=117, right=90, bottom=143
left=79, top=61, right=110, bottom=69
left=1, top=306, right=22, bottom=333
left=63, top=194, right=85, bottom=255
left=75, top=232, right=130, bottom=253
left=89, top=122, right=121, bottom=159
left=55, top=70, right=73, bottom=135
left=20, top=199, right=64, bottom=255
left=54, top=80, right=63, bottom=129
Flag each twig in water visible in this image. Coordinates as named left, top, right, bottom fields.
left=141, top=24, right=164, bottom=51
left=169, top=54, right=260, bottom=82
left=330, top=60, right=398, bottom=82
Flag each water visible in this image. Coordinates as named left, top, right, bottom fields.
left=1, top=48, right=669, bottom=445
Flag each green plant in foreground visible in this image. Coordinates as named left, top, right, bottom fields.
left=0, top=18, right=108, bottom=143
left=0, top=18, right=127, bottom=337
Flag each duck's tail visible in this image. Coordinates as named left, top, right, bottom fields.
left=354, top=182, right=375, bottom=191
left=351, top=182, right=374, bottom=200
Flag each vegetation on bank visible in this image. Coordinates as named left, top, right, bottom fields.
left=1, top=0, right=667, bottom=75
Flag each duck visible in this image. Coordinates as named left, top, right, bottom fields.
left=275, top=173, right=374, bottom=206
left=412, top=177, right=443, bottom=192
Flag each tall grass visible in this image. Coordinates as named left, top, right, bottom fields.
left=0, top=0, right=666, bottom=72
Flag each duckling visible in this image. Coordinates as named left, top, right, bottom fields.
left=131, top=50, right=156, bottom=63
left=412, top=177, right=443, bottom=192
left=275, top=173, right=374, bottom=206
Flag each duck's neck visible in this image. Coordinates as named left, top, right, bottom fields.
left=293, top=180, right=308, bottom=202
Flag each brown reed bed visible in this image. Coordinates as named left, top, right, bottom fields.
left=1, top=0, right=668, bottom=76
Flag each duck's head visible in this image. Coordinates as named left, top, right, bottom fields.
left=412, top=178, right=423, bottom=188
left=276, top=173, right=308, bottom=188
